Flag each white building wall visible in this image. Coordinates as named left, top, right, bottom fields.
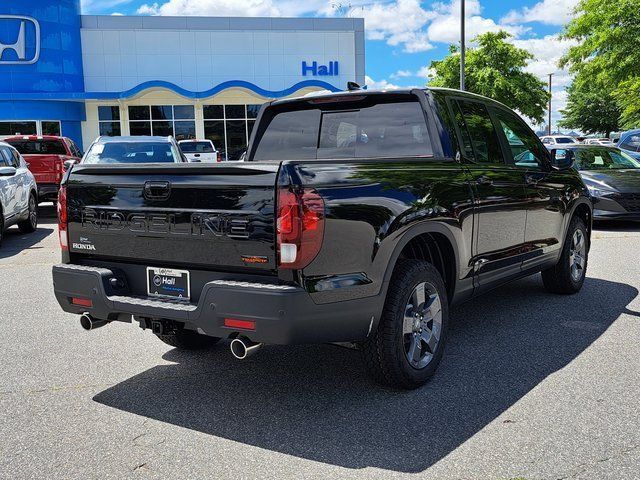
left=80, top=16, right=364, bottom=94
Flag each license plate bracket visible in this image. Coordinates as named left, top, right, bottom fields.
left=146, top=267, right=190, bottom=300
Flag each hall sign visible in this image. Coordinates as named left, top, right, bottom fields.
left=302, top=60, right=339, bottom=76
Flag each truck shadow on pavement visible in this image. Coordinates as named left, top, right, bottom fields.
left=93, top=275, right=637, bottom=473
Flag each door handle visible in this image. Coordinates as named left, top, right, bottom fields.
left=475, top=175, right=493, bottom=186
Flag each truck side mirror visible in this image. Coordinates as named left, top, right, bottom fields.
left=63, top=159, right=77, bottom=172
left=0, top=166, right=17, bottom=177
left=550, top=149, right=575, bottom=170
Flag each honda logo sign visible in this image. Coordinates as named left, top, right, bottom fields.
left=0, top=15, right=40, bottom=64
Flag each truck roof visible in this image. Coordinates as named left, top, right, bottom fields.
left=274, top=86, right=513, bottom=111
left=5, top=135, right=67, bottom=141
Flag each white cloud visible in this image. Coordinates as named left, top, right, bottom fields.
left=350, top=0, right=437, bottom=53
left=365, top=75, right=403, bottom=90
left=390, top=70, right=413, bottom=79
left=512, top=35, right=577, bottom=87
left=502, top=0, right=579, bottom=26
left=427, top=0, right=526, bottom=44
left=415, top=65, right=433, bottom=78
left=81, top=0, right=134, bottom=11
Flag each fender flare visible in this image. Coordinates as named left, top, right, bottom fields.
left=565, top=197, right=593, bottom=244
left=379, top=221, right=461, bottom=299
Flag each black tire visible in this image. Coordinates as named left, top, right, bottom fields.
left=0, top=210, right=4, bottom=247
left=155, top=329, right=220, bottom=350
left=362, top=259, right=449, bottom=389
left=542, top=216, right=588, bottom=294
left=17, top=193, right=38, bottom=234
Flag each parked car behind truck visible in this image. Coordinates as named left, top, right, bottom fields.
left=0, top=141, right=38, bottom=246
left=5, top=135, right=82, bottom=203
left=52, top=88, right=592, bottom=389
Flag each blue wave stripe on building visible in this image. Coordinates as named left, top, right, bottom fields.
left=0, top=80, right=342, bottom=101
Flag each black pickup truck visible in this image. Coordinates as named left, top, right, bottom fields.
left=52, top=88, right=592, bottom=389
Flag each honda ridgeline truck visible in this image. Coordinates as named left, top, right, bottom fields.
left=52, top=88, right=592, bottom=389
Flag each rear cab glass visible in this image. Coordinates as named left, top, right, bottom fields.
left=83, top=141, right=181, bottom=164
left=6, top=139, right=67, bottom=155
left=251, top=94, right=433, bottom=161
left=180, top=141, right=215, bottom=153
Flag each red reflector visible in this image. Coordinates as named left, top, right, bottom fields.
left=71, top=297, right=93, bottom=307
left=224, top=318, right=255, bottom=330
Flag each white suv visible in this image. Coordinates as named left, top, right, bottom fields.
left=0, top=141, right=38, bottom=246
left=540, top=135, right=577, bottom=146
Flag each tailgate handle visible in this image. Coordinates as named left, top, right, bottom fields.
left=144, top=181, right=171, bottom=200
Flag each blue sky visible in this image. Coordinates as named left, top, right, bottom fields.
left=80, top=0, right=578, bottom=127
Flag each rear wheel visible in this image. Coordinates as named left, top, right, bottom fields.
left=542, top=216, right=588, bottom=294
left=18, top=194, right=38, bottom=233
left=362, top=260, right=449, bottom=389
left=155, top=329, right=220, bottom=350
left=0, top=210, right=4, bottom=246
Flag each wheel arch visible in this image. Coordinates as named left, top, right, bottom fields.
left=568, top=198, right=593, bottom=249
left=381, top=222, right=460, bottom=305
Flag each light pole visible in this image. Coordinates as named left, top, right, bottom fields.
left=460, top=0, right=465, bottom=91
left=547, top=72, right=553, bottom=135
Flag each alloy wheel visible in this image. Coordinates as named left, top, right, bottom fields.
left=402, top=281, right=443, bottom=369
left=29, top=196, right=37, bottom=229
left=569, top=229, right=586, bottom=282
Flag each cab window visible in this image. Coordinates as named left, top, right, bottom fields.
left=492, top=108, right=547, bottom=169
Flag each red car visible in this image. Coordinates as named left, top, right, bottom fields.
left=4, top=135, right=82, bottom=203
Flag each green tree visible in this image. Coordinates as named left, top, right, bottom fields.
left=558, top=76, right=621, bottom=135
left=428, top=31, right=550, bottom=124
left=560, top=0, right=640, bottom=129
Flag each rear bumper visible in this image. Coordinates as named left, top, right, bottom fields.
left=52, top=264, right=378, bottom=344
left=37, top=184, right=58, bottom=201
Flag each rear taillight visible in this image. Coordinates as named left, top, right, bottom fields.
left=57, top=185, right=68, bottom=251
left=216, top=152, right=222, bottom=162
left=276, top=187, right=324, bottom=269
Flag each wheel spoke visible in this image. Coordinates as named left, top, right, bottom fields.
left=403, top=313, right=414, bottom=334
left=420, top=328, right=438, bottom=353
left=425, top=293, right=441, bottom=319
left=407, top=335, right=421, bottom=364
left=412, top=283, right=426, bottom=310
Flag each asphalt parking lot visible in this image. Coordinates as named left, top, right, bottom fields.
left=0, top=205, right=638, bottom=480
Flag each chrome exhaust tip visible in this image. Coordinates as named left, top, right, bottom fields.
left=230, top=337, right=263, bottom=359
left=80, top=313, right=108, bottom=331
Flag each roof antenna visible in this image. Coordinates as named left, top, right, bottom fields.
left=347, top=81, right=362, bottom=91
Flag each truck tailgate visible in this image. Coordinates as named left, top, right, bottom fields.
left=65, top=163, right=279, bottom=272
left=24, top=154, right=63, bottom=184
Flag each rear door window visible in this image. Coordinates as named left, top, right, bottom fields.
left=454, top=100, right=504, bottom=165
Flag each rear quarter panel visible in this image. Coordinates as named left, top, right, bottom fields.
left=286, top=159, right=475, bottom=304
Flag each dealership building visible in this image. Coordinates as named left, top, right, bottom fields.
left=0, top=0, right=365, bottom=158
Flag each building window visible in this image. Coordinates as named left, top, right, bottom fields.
left=98, top=106, right=121, bottom=136
left=128, top=105, right=195, bottom=140
left=0, top=121, right=37, bottom=136
left=41, top=121, right=61, bottom=135
left=203, top=104, right=262, bottom=161
left=0, top=120, right=61, bottom=136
